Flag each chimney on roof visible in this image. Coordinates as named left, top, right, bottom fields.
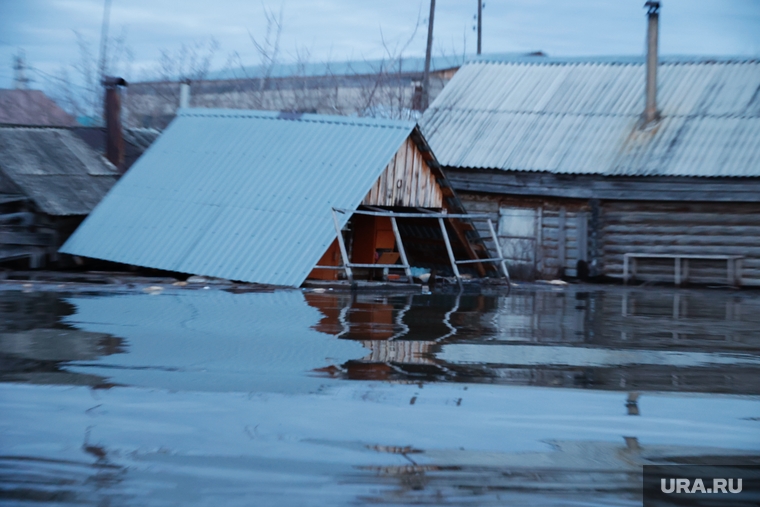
left=644, top=1, right=660, bottom=125
left=179, top=80, right=191, bottom=108
left=103, top=76, right=128, bottom=172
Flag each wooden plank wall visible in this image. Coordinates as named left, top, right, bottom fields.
left=457, top=192, right=588, bottom=280
left=362, top=138, right=443, bottom=208
left=541, top=207, right=587, bottom=278
left=601, top=202, right=760, bottom=286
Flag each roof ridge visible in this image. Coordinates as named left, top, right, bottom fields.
left=468, top=55, right=760, bottom=66
left=426, top=108, right=760, bottom=120
left=177, top=108, right=416, bottom=130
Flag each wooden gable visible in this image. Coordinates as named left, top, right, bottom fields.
left=362, top=137, right=443, bottom=208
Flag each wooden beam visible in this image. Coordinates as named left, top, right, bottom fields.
left=438, top=217, right=462, bottom=288
left=486, top=218, right=511, bottom=283
left=445, top=169, right=760, bottom=203
left=336, top=208, right=492, bottom=219
left=331, top=208, right=353, bottom=283
left=0, top=231, right=56, bottom=246
left=390, top=216, right=413, bottom=283
left=447, top=218, right=488, bottom=277
left=558, top=207, right=566, bottom=276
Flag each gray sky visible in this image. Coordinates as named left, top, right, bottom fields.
left=1, top=0, right=759, bottom=89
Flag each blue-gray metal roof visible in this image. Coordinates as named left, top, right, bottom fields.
left=61, top=109, right=415, bottom=286
left=420, top=56, right=760, bottom=178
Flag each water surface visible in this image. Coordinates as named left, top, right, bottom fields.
left=1, top=285, right=759, bottom=506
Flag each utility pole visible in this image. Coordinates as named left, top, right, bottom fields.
left=13, top=49, right=29, bottom=90
left=477, top=0, right=482, bottom=55
left=422, top=0, right=436, bottom=111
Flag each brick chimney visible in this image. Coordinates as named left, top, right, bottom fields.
left=103, top=76, right=128, bottom=172
left=644, top=1, right=660, bottom=125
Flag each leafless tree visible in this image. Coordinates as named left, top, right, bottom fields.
left=106, top=7, right=459, bottom=127
left=120, top=37, right=220, bottom=128
left=48, top=28, right=133, bottom=121
left=348, top=12, right=424, bottom=121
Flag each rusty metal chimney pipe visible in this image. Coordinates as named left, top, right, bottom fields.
left=644, top=1, right=660, bottom=124
left=103, top=76, right=127, bottom=172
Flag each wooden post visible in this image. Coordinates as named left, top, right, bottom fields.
left=487, top=218, right=510, bottom=283
left=577, top=212, right=588, bottom=262
left=632, top=257, right=637, bottom=283
left=537, top=206, right=543, bottom=276
left=623, top=254, right=629, bottom=285
left=476, top=0, right=482, bottom=55
left=421, top=0, right=436, bottom=110
left=390, top=216, right=413, bottom=284
left=331, top=208, right=353, bottom=283
left=557, top=208, right=566, bottom=277
left=438, top=217, right=462, bottom=288
left=736, top=258, right=743, bottom=288
left=674, top=256, right=681, bottom=286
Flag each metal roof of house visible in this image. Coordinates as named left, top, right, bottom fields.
left=420, top=56, right=760, bottom=178
left=61, top=109, right=417, bottom=286
left=0, top=127, right=118, bottom=215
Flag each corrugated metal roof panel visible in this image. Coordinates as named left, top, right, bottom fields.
left=421, top=58, right=760, bottom=178
left=61, top=109, right=415, bottom=286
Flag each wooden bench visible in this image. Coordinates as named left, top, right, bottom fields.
left=623, top=253, right=744, bottom=287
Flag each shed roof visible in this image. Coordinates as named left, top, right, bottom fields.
left=0, top=127, right=118, bottom=215
left=420, top=55, right=760, bottom=178
left=61, top=109, right=421, bottom=286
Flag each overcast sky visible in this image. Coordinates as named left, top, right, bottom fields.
left=1, top=0, right=759, bottom=89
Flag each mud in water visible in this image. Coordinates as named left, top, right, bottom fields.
left=1, top=284, right=759, bottom=506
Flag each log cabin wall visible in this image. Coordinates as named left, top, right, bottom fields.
left=362, top=138, right=443, bottom=208
left=600, top=201, right=760, bottom=286
left=456, top=192, right=588, bottom=280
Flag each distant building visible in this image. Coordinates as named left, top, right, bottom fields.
left=126, top=53, right=542, bottom=130
left=421, top=53, right=760, bottom=285
left=0, top=89, right=76, bottom=127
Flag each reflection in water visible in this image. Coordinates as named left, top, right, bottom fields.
left=0, top=455, right=127, bottom=505
left=0, top=292, right=124, bottom=387
left=306, top=288, right=760, bottom=394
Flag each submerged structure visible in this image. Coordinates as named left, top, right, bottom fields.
left=61, top=109, right=506, bottom=287
left=0, top=81, right=158, bottom=268
left=421, top=4, right=760, bottom=286
left=0, top=127, right=119, bottom=267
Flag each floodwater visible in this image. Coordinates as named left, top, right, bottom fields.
left=1, top=283, right=759, bottom=506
